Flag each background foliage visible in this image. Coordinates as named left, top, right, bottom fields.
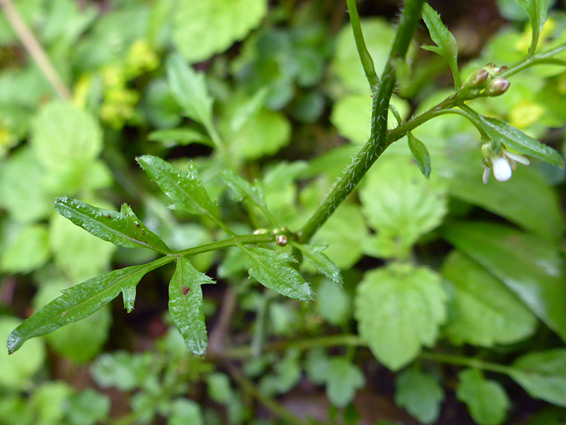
left=0, top=0, right=565, bottom=424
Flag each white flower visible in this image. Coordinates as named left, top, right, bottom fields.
left=482, top=149, right=530, bottom=184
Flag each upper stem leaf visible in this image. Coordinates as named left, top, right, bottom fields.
left=53, top=197, right=171, bottom=253
left=7, top=259, right=167, bottom=354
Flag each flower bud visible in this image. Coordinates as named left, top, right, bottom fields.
left=467, top=68, right=490, bottom=88
left=486, top=77, right=510, bottom=96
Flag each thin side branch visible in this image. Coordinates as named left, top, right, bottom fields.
left=0, top=0, right=71, bottom=100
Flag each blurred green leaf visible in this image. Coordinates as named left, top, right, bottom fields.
left=525, top=407, right=566, bottom=425
left=511, top=349, right=566, bottom=407
left=457, top=369, right=510, bottom=425
left=0, top=148, right=51, bottom=223
left=313, top=204, right=368, bottom=269
left=325, top=358, right=365, bottom=407
left=0, top=316, right=45, bottom=389
left=169, top=258, right=214, bottom=356
left=332, top=18, right=395, bottom=93
left=30, top=382, right=72, bottom=425
left=421, top=3, right=460, bottom=87
left=167, top=54, right=214, bottom=128
left=137, top=155, right=220, bottom=221
left=442, top=251, right=537, bottom=346
left=148, top=128, right=211, bottom=147
left=442, top=222, right=566, bottom=341
left=54, top=197, right=170, bottom=253
left=395, top=368, right=444, bottom=424
left=360, top=156, right=447, bottom=259
left=66, top=389, right=110, bottom=425
left=0, top=224, right=50, bottom=273
left=407, top=133, right=432, bottom=178
left=169, top=399, right=203, bottom=425
left=50, top=211, right=116, bottom=282
left=292, top=243, right=343, bottom=285
left=241, top=246, right=313, bottom=300
left=7, top=259, right=165, bottom=354
left=31, top=102, right=103, bottom=193
left=172, top=0, right=267, bottom=63
left=514, top=0, right=548, bottom=53
left=92, top=351, right=154, bottom=391
left=316, top=280, right=351, bottom=326
left=355, top=264, right=447, bottom=370
left=206, top=373, right=234, bottom=404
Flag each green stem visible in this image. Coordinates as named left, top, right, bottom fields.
left=345, top=0, right=379, bottom=89
left=419, top=352, right=517, bottom=376
left=299, top=0, right=425, bottom=243
left=170, top=233, right=275, bottom=256
left=498, top=44, right=566, bottom=79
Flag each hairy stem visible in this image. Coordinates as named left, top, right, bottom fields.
left=0, top=0, right=71, bottom=100
left=299, top=0, right=425, bottom=243
left=346, top=0, right=379, bottom=89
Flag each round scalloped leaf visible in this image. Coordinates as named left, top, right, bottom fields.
left=172, top=0, right=267, bottom=63
left=355, top=264, right=447, bottom=370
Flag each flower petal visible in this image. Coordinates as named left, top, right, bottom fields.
left=492, top=156, right=512, bottom=181
left=482, top=167, right=491, bottom=184
left=505, top=151, right=530, bottom=165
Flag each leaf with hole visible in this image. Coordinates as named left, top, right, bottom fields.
left=169, top=257, right=214, bottom=356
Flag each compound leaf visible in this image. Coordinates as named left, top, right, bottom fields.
left=54, top=197, right=170, bottom=253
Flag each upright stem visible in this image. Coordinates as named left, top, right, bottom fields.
left=345, top=0, right=379, bottom=89
left=299, top=0, right=425, bottom=243
left=0, top=0, right=71, bottom=100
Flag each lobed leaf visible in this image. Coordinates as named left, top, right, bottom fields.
left=136, top=155, right=220, bottom=220
left=241, top=246, right=313, bottom=300
left=511, top=349, right=566, bottom=407
left=166, top=54, right=214, bottom=129
left=441, top=222, right=566, bottom=341
left=457, top=369, right=510, bottom=425
left=479, top=116, right=564, bottom=167
left=291, top=242, right=343, bottom=285
left=53, top=197, right=170, bottom=253
left=355, top=263, right=447, bottom=370
left=169, top=258, right=214, bottom=356
left=421, top=3, right=461, bottom=87
left=7, top=260, right=166, bottom=354
left=408, top=133, right=432, bottom=178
